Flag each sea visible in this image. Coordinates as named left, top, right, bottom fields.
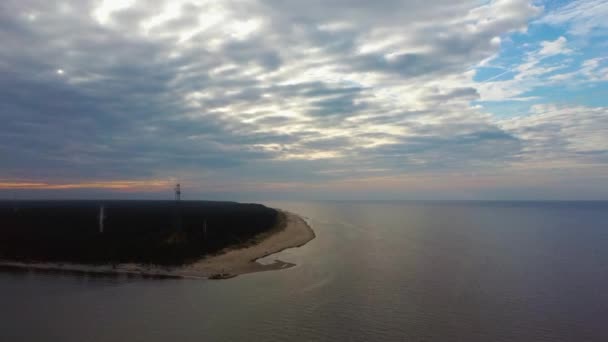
left=1, top=201, right=608, bottom=342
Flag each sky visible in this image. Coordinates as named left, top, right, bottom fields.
left=0, top=0, right=607, bottom=200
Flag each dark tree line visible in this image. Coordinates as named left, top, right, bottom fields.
left=0, top=200, right=278, bottom=265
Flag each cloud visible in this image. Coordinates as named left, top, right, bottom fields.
left=539, top=0, right=608, bottom=35
left=500, top=104, right=608, bottom=166
left=0, top=0, right=606, bottom=198
left=477, top=36, right=576, bottom=101
left=538, top=36, right=571, bottom=56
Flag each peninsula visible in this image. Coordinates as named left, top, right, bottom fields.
left=0, top=200, right=315, bottom=279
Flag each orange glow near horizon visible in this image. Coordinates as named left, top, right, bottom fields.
left=0, top=180, right=173, bottom=191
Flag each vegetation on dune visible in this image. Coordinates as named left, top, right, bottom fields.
left=0, top=201, right=278, bottom=265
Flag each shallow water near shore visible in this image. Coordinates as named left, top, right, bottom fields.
left=2, top=201, right=608, bottom=341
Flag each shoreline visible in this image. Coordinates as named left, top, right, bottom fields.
left=0, top=210, right=315, bottom=280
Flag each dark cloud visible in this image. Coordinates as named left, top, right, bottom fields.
left=423, top=87, right=480, bottom=103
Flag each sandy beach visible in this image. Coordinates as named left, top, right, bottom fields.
left=0, top=210, right=315, bottom=280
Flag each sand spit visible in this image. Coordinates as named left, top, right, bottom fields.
left=0, top=210, right=315, bottom=280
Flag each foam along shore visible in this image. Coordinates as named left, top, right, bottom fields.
left=0, top=210, right=315, bottom=280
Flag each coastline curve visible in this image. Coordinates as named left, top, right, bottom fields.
left=0, top=210, right=315, bottom=280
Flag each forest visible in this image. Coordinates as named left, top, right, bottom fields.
left=0, top=200, right=279, bottom=265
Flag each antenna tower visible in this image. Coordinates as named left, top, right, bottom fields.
left=175, top=183, right=181, bottom=201
left=174, top=183, right=182, bottom=232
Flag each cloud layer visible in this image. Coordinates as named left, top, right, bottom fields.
left=1, top=0, right=607, bottom=199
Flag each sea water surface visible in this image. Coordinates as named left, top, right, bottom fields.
left=1, top=201, right=608, bottom=341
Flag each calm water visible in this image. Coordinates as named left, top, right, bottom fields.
left=1, top=201, right=608, bottom=342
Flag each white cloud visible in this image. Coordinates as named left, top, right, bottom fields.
left=581, top=57, right=608, bottom=81
left=545, top=57, right=608, bottom=83
left=538, top=36, right=571, bottom=56
left=500, top=104, right=608, bottom=165
left=93, top=0, right=136, bottom=25
left=477, top=36, right=574, bottom=101
left=539, top=0, right=608, bottom=35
